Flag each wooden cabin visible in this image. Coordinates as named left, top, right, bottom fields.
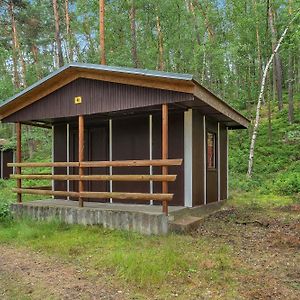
left=0, top=63, right=249, bottom=214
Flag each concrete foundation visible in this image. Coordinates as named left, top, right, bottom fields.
left=11, top=200, right=186, bottom=235
left=10, top=199, right=225, bottom=235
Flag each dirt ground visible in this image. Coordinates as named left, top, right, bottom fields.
left=193, top=206, right=300, bottom=300
left=0, top=245, right=129, bottom=300
left=0, top=205, right=299, bottom=300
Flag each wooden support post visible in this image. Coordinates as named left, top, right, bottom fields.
left=16, top=122, right=22, bottom=203
left=162, top=104, right=168, bottom=215
left=78, top=116, right=84, bottom=207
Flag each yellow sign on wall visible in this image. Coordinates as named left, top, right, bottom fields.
left=74, top=96, right=82, bottom=104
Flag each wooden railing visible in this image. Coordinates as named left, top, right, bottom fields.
left=8, top=159, right=182, bottom=215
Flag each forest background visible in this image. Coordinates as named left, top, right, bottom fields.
left=0, top=0, right=299, bottom=198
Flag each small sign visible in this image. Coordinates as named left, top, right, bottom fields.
left=74, top=96, right=82, bottom=104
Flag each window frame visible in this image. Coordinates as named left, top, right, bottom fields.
left=207, top=131, right=216, bottom=170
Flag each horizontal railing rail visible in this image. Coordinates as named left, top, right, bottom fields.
left=13, top=188, right=173, bottom=201
left=21, top=185, right=52, bottom=190
left=9, top=158, right=183, bottom=214
left=8, top=159, right=182, bottom=168
left=11, top=174, right=176, bottom=182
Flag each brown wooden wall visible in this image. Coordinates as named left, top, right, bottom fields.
left=53, top=124, right=67, bottom=198
left=191, top=112, right=228, bottom=206
left=0, top=149, right=14, bottom=179
left=52, top=111, right=185, bottom=206
left=112, top=115, right=149, bottom=203
left=4, top=78, right=193, bottom=122
left=220, top=124, right=228, bottom=200
left=152, top=112, right=184, bottom=206
left=52, top=110, right=227, bottom=207
left=192, top=110, right=204, bottom=206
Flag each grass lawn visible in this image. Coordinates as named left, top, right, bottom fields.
left=0, top=192, right=299, bottom=299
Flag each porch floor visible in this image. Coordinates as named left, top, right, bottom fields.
left=21, top=199, right=187, bottom=216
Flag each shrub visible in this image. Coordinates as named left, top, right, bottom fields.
left=274, top=172, right=300, bottom=196
left=0, top=201, right=12, bottom=222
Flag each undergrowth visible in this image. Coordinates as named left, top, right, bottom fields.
left=229, top=95, right=300, bottom=199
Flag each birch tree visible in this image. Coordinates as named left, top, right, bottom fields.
left=247, top=9, right=300, bottom=177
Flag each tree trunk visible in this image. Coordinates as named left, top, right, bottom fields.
left=188, top=1, right=201, bottom=45
left=253, top=0, right=263, bottom=97
left=18, top=49, right=27, bottom=87
left=8, top=1, right=20, bottom=89
left=288, top=52, right=294, bottom=124
left=156, top=15, right=164, bottom=71
left=288, top=0, right=294, bottom=124
left=25, top=126, right=35, bottom=159
left=99, top=0, right=106, bottom=64
left=268, top=6, right=283, bottom=110
left=52, top=0, right=64, bottom=67
left=267, top=71, right=272, bottom=144
left=193, top=1, right=215, bottom=41
left=129, top=0, right=139, bottom=68
left=247, top=10, right=299, bottom=177
left=65, top=0, right=73, bottom=62
left=32, top=44, right=42, bottom=79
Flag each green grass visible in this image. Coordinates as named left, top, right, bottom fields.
left=227, top=191, right=297, bottom=210
left=0, top=218, right=238, bottom=291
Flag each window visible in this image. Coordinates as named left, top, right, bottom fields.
left=207, top=132, right=216, bottom=169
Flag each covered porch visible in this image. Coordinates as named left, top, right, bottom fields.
left=9, top=103, right=182, bottom=216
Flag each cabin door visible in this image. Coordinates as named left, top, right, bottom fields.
left=69, top=125, right=109, bottom=202
left=88, top=126, right=109, bottom=202
left=206, top=124, right=218, bottom=204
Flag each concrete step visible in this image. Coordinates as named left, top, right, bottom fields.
left=169, top=215, right=203, bottom=234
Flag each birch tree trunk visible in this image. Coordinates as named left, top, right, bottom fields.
left=18, top=49, right=27, bottom=87
left=247, top=10, right=300, bottom=177
left=99, top=0, right=106, bottom=65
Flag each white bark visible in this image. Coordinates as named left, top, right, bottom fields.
left=247, top=10, right=300, bottom=177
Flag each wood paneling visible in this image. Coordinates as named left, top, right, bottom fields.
left=4, top=78, right=193, bottom=122
left=153, top=111, right=184, bottom=206
left=112, top=115, right=149, bottom=203
left=192, top=110, right=204, bottom=206
left=53, top=124, right=67, bottom=198
left=1, top=150, right=13, bottom=179
left=88, top=126, right=109, bottom=202
left=220, top=124, right=228, bottom=200
left=69, top=124, right=109, bottom=202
